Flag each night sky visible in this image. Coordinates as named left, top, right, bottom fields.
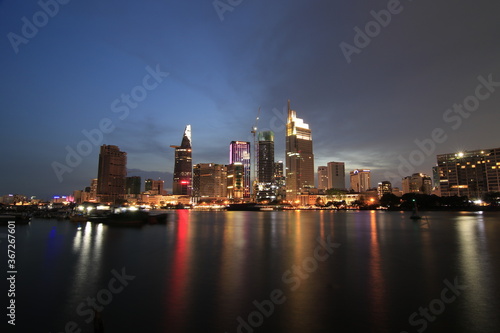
left=1, top=0, right=499, bottom=199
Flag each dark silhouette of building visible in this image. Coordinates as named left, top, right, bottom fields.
left=97, top=145, right=127, bottom=203
left=125, top=176, right=141, bottom=195
left=171, top=125, right=192, bottom=195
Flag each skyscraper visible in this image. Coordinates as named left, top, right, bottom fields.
left=285, top=100, right=314, bottom=201
left=171, top=125, right=192, bottom=196
left=227, top=162, right=244, bottom=199
left=230, top=141, right=251, bottom=198
left=97, top=145, right=127, bottom=203
left=256, top=131, right=276, bottom=201
left=258, top=131, right=275, bottom=183
left=327, top=161, right=346, bottom=190
left=317, top=166, right=328, bottom=190
left=350, top=169, right=371, bottom=192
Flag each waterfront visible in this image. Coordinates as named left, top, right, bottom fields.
left=7, top=210, right=500, bottom=332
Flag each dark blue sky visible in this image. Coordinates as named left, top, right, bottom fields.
left=1, top=0, right=499, bottom=199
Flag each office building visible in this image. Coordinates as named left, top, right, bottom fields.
left=171, top=125, right=192, bottom=196
left=350, top=169, right=371, bottom=193
left=125, top=176, right=141, bottom=195
left=285, top=100, right=314, bottom=200
left=97, top=145, right=127, bottom=203
left=227, top=162, right=244, bottom=199
left=377, top=181, right=392, bottom=197
left=437, top=148, right=500, bottom=199
left=327, top=161, right=346, bottom=190
left=402, top=173, right=432, bottom=195
left=193, top=163, right=227, bottom=199
left=230, top=141, right=251, bottom=198
left=145, top=179, right=165, bottom=195
left=317, top=166, right=328, bottom=190
left=258, top=131, right=275, bottom=183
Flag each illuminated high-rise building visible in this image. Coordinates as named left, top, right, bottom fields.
left=437, top=148, right=500, bottom=199
left=171, top=125, right=192, bottom=195
left=285, top=100, right=314, bottom=200
left=97, top=145, right=127, bottom=203
left=317, top=166, right=328, bottom=190
left=350, top=169, right=371, bottom=193
left=377, top=181, right=392, bottom=198
left=230, top=141, right=251, bottom=198
left=227, top=162, right=244, bottom=199
left=402, top=173, right=432, bottom=195
left=258, top=131, right=275, bottom=183
left=256, top=131, right=276, bottom=201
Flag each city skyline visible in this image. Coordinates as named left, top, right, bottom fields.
left=1, top=1, right=500, bottom=199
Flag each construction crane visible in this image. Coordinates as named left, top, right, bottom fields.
left=251, top=107, right=261, bottom=200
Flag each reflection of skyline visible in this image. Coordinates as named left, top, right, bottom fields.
left=456, top=213, right=495, bottom=330
left=19, top=211, right=500, bottom=332
left=368, top=211, right=388, bottom=328
left=69, top=222, right=105, bottom=305
left=164, top=209, right=191, bottom=331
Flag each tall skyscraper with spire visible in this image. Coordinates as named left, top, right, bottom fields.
left=171, top=125, right=192, bottom=195
left=285, top=101, right=314, bottom=201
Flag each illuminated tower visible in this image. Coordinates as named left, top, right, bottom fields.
left=229, top=141, right=251, bottom=198
left=285, top=100, right=314, bottom=201
left=171, top=125, right=192, bottom=195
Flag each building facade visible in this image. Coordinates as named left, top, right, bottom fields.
left=285, top=101, right=314, bottom=201
left=171, top=125, right=192, bottom=196
left=226, top=162, right=244, bottom=199
left=229, top=141, right=251, bottom=198
left=437, top=148, right=500, bottom=199
left=317, top=166, right=328, bottom=190
left=97, top=145, right=127, bottom=203
left=377, top=181, right=393, bottom=198
left=327, top=161, right=346, bottom=190
left=145, top=179, right=165, bottom=195
left=350, top=169, right=371, bottom=193
left=193, top=163, right=227, bottom=199
left=125, top=176, right=141, bottom=195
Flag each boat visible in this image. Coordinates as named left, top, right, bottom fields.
left=227, top=203, right=278, bottom=211
left=227, top=203, right=261, bottom=211
left=69, top=214, right=88, bottom=222
left=88, top=210, right=168, bottom=226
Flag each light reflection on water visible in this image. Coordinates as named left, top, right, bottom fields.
left=13, top=211, right=500, bottom=332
